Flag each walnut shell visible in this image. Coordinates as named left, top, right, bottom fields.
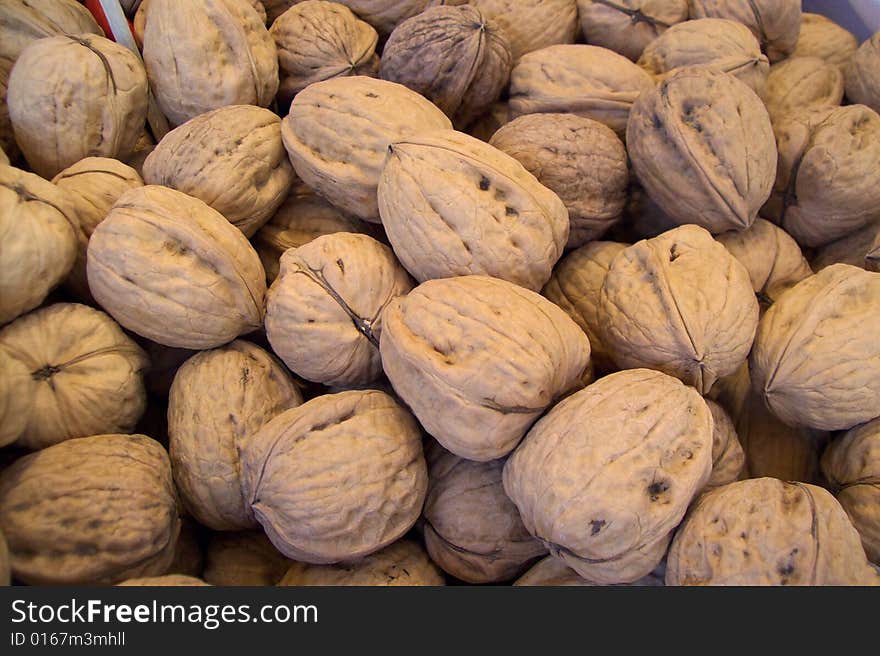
left=134, top=0, right=268, bottom=45
left=87, top=185, right=267, bottom=350
left=143, top=0, right=279, bottom=126
left=627, top=66, right=777, bottom=233
left=704, top=399, right=745, bottom=489
left=0, top=0, right=104, bottom=65
left=762, top=56, right=844, bottom=123
left=0, top=164, right=78, bottom=325
left=378, top=129, right=569, bottom=291
left=510, top=44, right=655, bottom=135
left=469, top=0, right=578, bottom=62
left=792, top=13, right=859, bottom=71
left=169, top=340, right=302, bottom=531
left=812, top=222, right=880, bottom=273
left=0, top=349, right=33, bottom=448
left=0, top=61, right=16, bottom=163
left=334, top=1, right=450, bottom=38
left=119, top=575, right=209, bottom=586
left=203, top=531, right=292, bottom=586
left=750, top=264, right=880, bottom=431
left=265, top=233, right=413, bottom=386
left=165, top=519, right=204, bottom=578
left=0, top=433, right=180, bottom=585
left=279, top=539, right=445, bottom=586
left=577, top=0, right=689, bottom=62
left=380, top=275, right=590, bottom=461
left=504, top=368, right=713, bottom=584
left=0, top=529, right=9, bottom=586
left=0, top=303, right=148, bottom=450
left=688, top=0, right=801, bottom=63
left=666, top=478, right=878, bottom=585
left=514, top=555, right=666, bottom=586
left=846, top=31, right=880, bottom=114
left=599, top=225, right=760, bottom=394
left=468, top=101, right=511, bottom=142
left=490, top=114, right=628, bottom=248
left=281, top=76, right=452, bottom=223
left=240, top=390, right=428, bottom=563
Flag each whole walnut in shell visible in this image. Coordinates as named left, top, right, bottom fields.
left=490, top=114, right=628, bottom=248
left=119, top=575, right=210, bottom=586
left=577, top=0, right=689, bottom=62
left=704, top=399, right=745, bottom=489
left=599, top=225, right=760, bottom=395
left=812, top=222, right=880, bottom=273
left=846, top=31, right=880, bottom=115
left=134, top=0, right=268, bottom=44
left=169, top=340, right=303, bottom=531
left=265, top=233, right=413, bottom=387
left=281, top=76, right=452, bottom=223
left=143, top=105, right=294, bottom=237
left=626, top=66, right=777, bottom=234
left=333, top=1, right=451, bottom=38
left=761, top=56, right=844, bottom=124
left=203, top=531, right=292, bottom=586
left=0, top=349, right=32, bottom=448
left=0, top=0, right=103, bottom=65
left=378, top=130, right=569, bottom=292
left=514, top=556, right=666, bottom=586
left=240, top=390, right=428, bottom=563
left=793, top=13, right=858, bottom=71
left=469, top=0, right=578, bottom=62
left=504, top=369, right=714, bottom=584
left=87, top=185, right=267, bottom=350
left=510, top=44, right=655, bottom=135
left=750, top=264, right=880, bottom=432
left=688, top=0, right=801, bottom=63
left=380, top=275, right=591, bottom=462
left=143, top=0, right=278, bottom=126
left=666, top=478, right=878, bottom=585
left=0, top=433, right=180, bottom=585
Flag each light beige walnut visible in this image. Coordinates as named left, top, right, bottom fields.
left=143, top=105, right=294, bottom=237
left=822, top=418, right=880, bottom=563
left=165, top=519, right=204, bottom=578
left=87, top=185, right=267, bottom=350
left=378, top=130, right=569, bottom=292
left=0, top=529, right=8, bottom=586
left=846, top=31, right=880, bottom=114
left=638, top=19, right=770, bottom=94
left=0, top=0, right=103, bottom=66
left=812, top=222, right=880, bottom=273
left=135, top=0, right=267, bottom=44
left=762, top=56, right=844, bottom=124
left=0, top=350, right=32, bottom=448
left=0, top=303, right=148, bottom=450
left=793, top=13, right=858, bottom=71
left=422, top=442, right=546, bottom=583
left=0, top=433, right=180, bottom=585
left=704, top=399, right=744, bottom=489
left=470, top=0, right=578, bottom=62
left=514, top=556, right=666, bottom=586
left=8, top=35, right=148, bottom=179
left=281, top=76, right=452, bottom=223
left=751, top=264, right=880, bottom=431
left=688, top=0, right=801, bottom=63
left=0, top=165, right=78, bottom=326
left=143, top=0, right=278, bottom=127
left=119, top=575, right=210, bottom=586
left=490, top=114, right=628, bottom=248
left=577, top=0, right=689, bottom=62
left=279, top=539, right=445, bottom=586
left=169, top=340, right=302, bottom=531
left=334, top=1, right=454, bottom=38
left=380, top=276, right=590, bottom=461
left=542, top=241, right=629, bottom=375
left=0, top=61, right=16, bottom=163
left=510, top=44, right=654, bottom=135
left=203, top=531, right=292, bottom=586
left=265, top=233, right=413, bottom=387
left=627, top=66, right=776, bottom=234
left=599, top=225, right=759, bottom=395
left=240, top=390, right=428, bottom=563
left=666, top=478, right=878, bottom=585
left=504, top=369, right=713, bottom=584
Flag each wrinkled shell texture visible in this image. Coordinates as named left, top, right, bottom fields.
left=666, top=478, right=876, bottom=585
left=812, top=222, right=880, bottom=273
left=143, top=0, right=279, bottom=126
left=750, top=264, right=880, bottom=432
left=270, top=1, right=379, bottom=99
left=762, top=56, right=844, bottom=123
left=0, top=164, right=78, bottom=325
left=765, top=105, right=880, bottom=248
left=470, top=0, right=578, bottom=62
left=0, top=0, right=104, bottom=66
left=87, top=185, right=267, bottom=349
left=688, top=0, right=802, bottom=62
left=504, top=369, right=713, bottom=584
left=0, top=62, right=16, bottom=161
left=203, top=531, right=292, bottom=586
left=821, top=418, right=880, bottom=563
left=240, top=390, right=428, bottom=563
left=626, top=66, right=777, bottom=234
left=0, top=303, right=148, bottom=450
left=119, top=575, right=209, bottom=586
left=8, top=34, right=148, bottom=179
left=705, top=399, right=745, bottom=488
left=380, top=5, right=511, bottom=129
left=378, top=129, right=569, bottom=291
left=0, top=349, right=33, bottom=448
left=281, top=76, right=452, bottom=222
left=0, top=434, right=180, bottom=585
left=514, top=555, right=666, bottom=586
left=423, top=444, right=546, bottom=583
left=279, top=539, right=445, bottom=586
left=600, top=225, right=760, bottom=394
left=0, top=530, right=8, bottom=586
left=490, top=114, right=628, bottom=248
left=793, top=13, right=858, bottom=70
left=333, top=0, right=447, bottom=37
left=169, top=340, right=303, bottom=531
left=266, top=233, right=412, bottom=386
left=846, top=32, right=880, bottom=114
left=638, top=18, right=770, bottom=94
left=380, top=276, right=590, bottom=462
left=510, top=45, right=654, bottom=135
left=577, top=0, right=690, bottom=62
left=144, top=105, right=294, bottom=237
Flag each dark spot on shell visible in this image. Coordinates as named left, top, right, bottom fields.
left=479, top=176, right=490, bottom=191
left=336, top=258, right=345, bottom=274
left=365, top=92, right=379, bottom=98
left=647, top=480, right=670, bottom=501
left=589, top=520, right=606, bottom=535
left=669, top=244, right=680, bottom=261
left=241, top=367, right=250, bottom=385
left=505, top=206, right=518, bottom=216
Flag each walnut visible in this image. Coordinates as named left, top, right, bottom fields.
left=0, top=529, right=8, bottom=586
left=846, top=31, right=880, bottom=114
left=792, top=13, right=859, bottom=71
left=119, top=575, right=209, bottom=586
left=688, top=0, right=801, bottom=63
left=165, top=519, right=204, bottom=578
left=0, top=0, right=103, bottom=66
left=761, top=56, right=844, bottom=124
left=812, top=222, right=880, bottom=273
left=514, top=556, right=666, bottom=586
left=334, top=1, right=453, bottom=38
left=469, top=0, right=578, bottom=62
left=203, top=531, right=292, bottom=586
left=704, top=399, right=745, bottom=489
left=577, top=0, right=689, bottom=62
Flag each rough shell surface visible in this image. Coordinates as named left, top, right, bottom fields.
left=0, top=349, right=33, bottom=448
left=118, top=575, right=209, bottom=586
left=812, top=222, right=880, bottom=273
left=0, top=0, right=104, bottom=65
left=577, top=0, right=689, bottom=62
left=165, top=519, right=204, bottom=578
left=704, top=399, right=745, bottom=488
left=0, top=62, right=17, bottom=162
left=380, top=275, right=591, bottom=461
left=332, top=1, right=451, bottom=37
left=688, top=0, right=802, bottom=62
left=761, top=56, right=844, bottom=124
left=468, top=101, right=510, bottom=142
left=470, top=0, right=578, bottom=62
left=0, top=530, right=8, bottom=586
left=203, top=531, right=292, bottom=586
left=514, top=555, right=666, bottom=586
left=846, top=31, right=880, bottom=114
left=793, top=13, right=858, bottom=70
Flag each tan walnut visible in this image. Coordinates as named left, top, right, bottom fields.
left=514, top=556, right=666, bottom=586
left=119, top=575, right=210, bottom=586
left=203, top=531, right=293, bottom=586
left=761, top=56, right=844, bottom=124
left=846, top=31, right=880, bottom=115
left=469, top=0, right=578, bottom=62
left=812, top=222, right=880, bottom=273
left=792, top=13, right=859, bottom=71
left=0, top=0, right=103, bottom=66
left=165, top=519, right=204, bottom=578
left=704, top=399, right=745, bottom=489
left=577, top=0, right=690, bottom=62
left=0, top=530, right=8, bottom=586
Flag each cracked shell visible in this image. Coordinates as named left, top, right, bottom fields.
left=87, top=185, right=267, bottom=350
left=761, top=56, right=844, bottom=124
left=168, top=340, right=303, bottom=531
left=793, top=13, right=858, bottom=71
left=688, top=0, right=801, bottom=63
left=203, top=531, right=292, bottom=586
left=266, top=233, right=413, bottom=387
left=666, top=477, right=878, bottom=585
left=0, top=433, right=180, bottom=585
left=846, top=31, right=880, bottom=114
left=380, top=275, right=590, bottom=461
left=240, top=389, right=428, bottom=563
left=599, top=225, right=760, bottom=395
left=704, top=399, right=745, bottom=489
left=504, top=368, right=714, bottom=584
left=470, top=0, right=578, bottom=62
left=577, top=0, right=689, bottom=62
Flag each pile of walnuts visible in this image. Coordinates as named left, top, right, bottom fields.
left=1, top=0, right=879, bottom=587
